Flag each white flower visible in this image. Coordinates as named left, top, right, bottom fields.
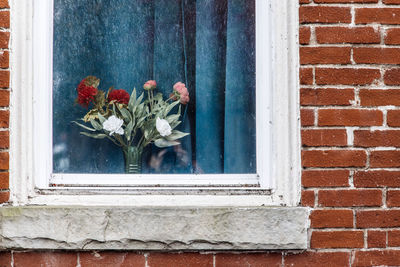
left=156, top=117, right=172, bottom=137
left=102, top=115, right=124, bottom=136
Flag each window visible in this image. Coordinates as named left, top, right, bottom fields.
left=9, top=0, right=306, bottom=251
left=52, top=0, right=256, bottom=176
left=52, top=0, right=256, bottom=175
left=33, top=0, right=273, bottom=189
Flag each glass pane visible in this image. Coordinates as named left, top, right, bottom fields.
left=53, top=0, right=256, bottom=175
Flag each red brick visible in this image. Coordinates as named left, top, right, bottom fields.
left=302, top=170, right=349, bottom=187
left=301, top=190, right=315, bottom=207
left=0, top=0, right=8, bottom=9
left=0, top=131, right=8, bottom=149
left=357, top=210, right=400, bottom=228
left=319, top=189, right=382, bottom=207
left=310, top=209, right=353, bottom=228
left=0, top=51, right=8, bottom=69
left=300, top=0, right=311, bottom=3
left=300, top=88, right=354, bottom=106
left=0, top=191, right=8, bottom=203
left=352, top=250, right=400, bottom=266
left=354, top=171, right=400, bottom=188
left=284, top=252, right=350, bottom=267
left=316, top=0, right=377, bottom=2
left=80, top=252, right=145, bottom=267
left=302, top=150, right=366, bottom=168
left=360, top=89, right=400, bottom=106
left=14, top=252, right=77, bottom=267
left=315, top=27, right=380, bottom=44
left=0, top=110, right=8, bottom=127
left=0, top=90, right=9, bottom=107
left=147, top=253, right=213, bottom=267
left=300, top=68, right=313, bottom=85
left=388, top=110, right=400, bottom=127
left=370, top=150, right=400, bottom=168
left=356, top=8, right=400, bottom=24
left=301, top=109, right=314, bottom=126
left=302, top=129, right=347, bottom=147
left=385, top=0, right=400, bottom=4
left=355, top=130, right=400, bottom=147
left=0, top=71, right=9, bottom=88
left=385, top=28, right=400, bottom=44
left=0, top=172, right=8, bottom=189
left=300, top=47, right=351, bottom=65
left=315, top=68, right=381, bottom=86
left=299, top=27, right=311, bottom=45
left=0, top=152, right=8, bottom=170
left=0, top=252, right=11, bottom=267
left=318, top=109, right=383, bottom=126
left=0, top=11, right=9, bottom=28
left=215, top=254, right=282, bottom=267
left=354, top=48, right=400, bottom=64
left=300, top=6, right=351, bottom=24
left=387, top=190, right=400, bottom=207
left=368, top=230, right=386, bottom=248
left=0, top=32, right=9, bottom=49
left=311, top=230, right=364, bottom=248
left=384, top=68, right=400, bottom=85
left=388, top=230, right=400, bottom=246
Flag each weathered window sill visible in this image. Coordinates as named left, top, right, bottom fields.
left=0, top=206, right=308, bottom=250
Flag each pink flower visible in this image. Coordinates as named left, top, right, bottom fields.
left=143, top=80, right=157, bottom=90
left=172, top=82, right=190, bottom=105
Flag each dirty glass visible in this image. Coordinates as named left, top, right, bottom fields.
left=53, top=0, right=256, bottom=174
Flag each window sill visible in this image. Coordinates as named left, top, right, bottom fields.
left=0, top=206, right=308, bottom=250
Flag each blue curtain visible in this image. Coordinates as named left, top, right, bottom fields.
left=53, top=0, right=256, bottom=174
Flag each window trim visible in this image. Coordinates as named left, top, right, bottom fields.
left=10, top=0, right=301, bottom=207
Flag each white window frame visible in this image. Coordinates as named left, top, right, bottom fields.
left=10, top=0, right=300, bottom=207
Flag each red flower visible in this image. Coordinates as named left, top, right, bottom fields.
left=108, top=89, right=130, bottom=105
left=76, top=79, right=98, bottom=108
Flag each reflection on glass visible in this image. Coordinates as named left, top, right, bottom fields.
left=53, top=0, right=256, bottom=174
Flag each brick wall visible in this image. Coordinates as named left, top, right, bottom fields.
left=3, top=0, right=400, bottom=266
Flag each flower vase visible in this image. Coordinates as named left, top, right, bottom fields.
left=123, top=146, right=142, bottom=174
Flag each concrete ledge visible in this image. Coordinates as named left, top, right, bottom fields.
left=0, top=206, right=308, bottom=250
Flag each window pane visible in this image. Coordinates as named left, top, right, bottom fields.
left=53, top=0, right=256, bottom=174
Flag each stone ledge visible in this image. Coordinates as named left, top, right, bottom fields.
left=0, top=206, right=308, bottom=250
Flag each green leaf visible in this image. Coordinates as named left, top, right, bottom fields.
left=112, top=103, right=117, bottom=115
left=80, top=132, right=107, bottom=139
left=154, top=138, right=180, bottom=148
left=125, top=120, right=135, bottom=141
left=166, top=114, right=180, bottom=124
left=137, top=92, right=144, bottom=106
left=118, top=106, right=132, bottom=121
left=98, top=113, right=106, bottom=124
left=164, top=100, right=180, bottom=116
left=166, top=130, right=189, bottom=141
left=72, top=121, right=96, bottom=132
left=89, top=119, right=102, bottom=131
left=128, top=88, right=137, bottom=110
left=137, top=115, right=146, bottom=128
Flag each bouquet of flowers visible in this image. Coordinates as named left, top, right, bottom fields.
left=73, top=76, right=190, bottom=174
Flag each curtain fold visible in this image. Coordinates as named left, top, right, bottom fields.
left=224, top=0, right=256, bottom=173
left=195, top=0, right=227, bottom=174
left=53, top=0, right=256, bottom=174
